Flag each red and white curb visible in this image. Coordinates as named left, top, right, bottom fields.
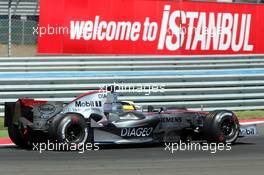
left=1, top=118, right=264, bottom=146
left=0, top=138, right=15, bottom=146
left=239, top=118, right=264, bottom=125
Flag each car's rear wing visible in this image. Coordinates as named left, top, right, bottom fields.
left=4, top=101, right=17, bottom=127
left=4, top=99, right=48, bottom=127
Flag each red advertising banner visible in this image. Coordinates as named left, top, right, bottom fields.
left=38, top=0, right=264, bottom=55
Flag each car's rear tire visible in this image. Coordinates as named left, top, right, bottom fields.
left=8, top=124, right=31, bottom=148
left=55, top=114, right=88, bottom=145
left=203, top=110, right=240, bottom=144
left=48, top=113, right=64, bottom=141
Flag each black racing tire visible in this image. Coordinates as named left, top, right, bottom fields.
left=203, top=110, right=240, bottom=144
left=48, top=113, right=65, bottom=141
left=8, top=124, right=31, bottom=149
left=55, top=114, right=88, bottom=144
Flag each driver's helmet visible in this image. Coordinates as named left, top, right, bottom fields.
left=120, top=101, right=136, bottom=111
left=120, top=101, right=142, bottom=111
left=103, top=101, right=138, bottom=113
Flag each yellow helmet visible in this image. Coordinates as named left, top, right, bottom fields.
left=121, top=101, right=136, bottom=110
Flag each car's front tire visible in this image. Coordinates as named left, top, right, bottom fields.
left=203, top=110, right=240, bottom=144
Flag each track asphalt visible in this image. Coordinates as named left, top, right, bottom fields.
left=0, top=125, right=263, bottom=175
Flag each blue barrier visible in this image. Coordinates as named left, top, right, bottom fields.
left=1, top=68, right=264, bottom=79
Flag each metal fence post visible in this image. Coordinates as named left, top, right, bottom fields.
left=8, top=0, right=12, bottom=57
left=21, top=16, right=27, bottom=45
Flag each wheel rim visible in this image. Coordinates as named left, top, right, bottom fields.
left=65, top=124, right=84, bottom=143
left=220, top=118, right=236, bottom=137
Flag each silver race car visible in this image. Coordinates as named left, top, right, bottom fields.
left=4, top=88, right=258, bottom=148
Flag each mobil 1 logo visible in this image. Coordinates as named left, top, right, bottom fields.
left=75, top=101, right=102, bottom=108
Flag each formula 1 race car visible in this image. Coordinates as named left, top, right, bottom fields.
left=4, top=88, right=258, bottom=148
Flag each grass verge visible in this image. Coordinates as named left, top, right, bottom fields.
left=0, top=130, right=8, bottom=138
left=0, top=118, right=5, bottom=130
left=234, top=110, right=264, bottom=120
left=0, top=118, right=8, bottom=138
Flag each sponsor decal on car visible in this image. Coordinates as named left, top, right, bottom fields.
left=121, top=127, right=153, bottom=137
left=239, top=125, right=259, bottom=136
left=38, top=104, right=56, bottom=116
left=161, top=117, right=182, bottom=123
left=98, top=93, right=107, bottom=99
left=75, top=101, right=102, bottom=108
